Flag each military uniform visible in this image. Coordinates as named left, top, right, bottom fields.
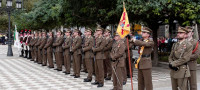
left=103, top=29, right=113, bottom=80
left=83, top=28, right=94, bottom=81
left=92, top=27, right=106, bottom=87
left=33, top=35, right=39, bottom=62
left=44, top=35, right=54, bottom=68
left=23, top=30, right=28, bottom=58
left=53, top=35, right=64, bottom=71
left=63, top=30, right=72, bottom=74
left=185, top=26, right=200, bottom=90
left=27, top=30, right=32, bottom=59
left=39, top=33, right=47, bottom=66
left=71, top=29, right=82, bottom=77
left=110, top=38, right=126, bottom=90
left=132, top=27, right=154, bottom=90
left=169, top=27, right=193, bottom=90
left=35, top=35, right=43, bottom=64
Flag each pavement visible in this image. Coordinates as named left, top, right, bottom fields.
left=0, top=45, right=199, bottom=90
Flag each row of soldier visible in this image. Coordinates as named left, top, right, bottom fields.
left=18, top=25, right=199, bottom=90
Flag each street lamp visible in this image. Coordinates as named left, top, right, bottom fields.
left=16, top=0, right=22, bottom=9
left=1, top=0, right=22, bottom=56
left=0, top=0, right=2, bottom=8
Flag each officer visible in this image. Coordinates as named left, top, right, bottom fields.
left=33, top=31, right=39, bottom=62
left=110, top=33, right=126, bottom=90
left=27, top=30, right=33, bottom=59
left=168, top=26, right=193, bottom=90
left=83, top=28, right=94, bottom=82
left=29, top=32, right=35, bottom=61
left=39, top=31, right=47, bottom=66
left=91, top=26, right=106, bottom=87
left=185, top=26, right=200, bottom=90
left=103, top=29, right=113, bottom=80
left=53, top=30, right=64, bottom=71
left=70, top=29, right=82, bottom=78
left=62, top=29, right=72, bottom=74
left=131, top=27, right=154, bottom=90
left=44, top=31, right=54, bottom=68
left=35, top=31, right=43, bottom=64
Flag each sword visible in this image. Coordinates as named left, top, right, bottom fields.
left=112, top=65, right=122, bottom=86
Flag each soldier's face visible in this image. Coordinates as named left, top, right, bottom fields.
left=141, top=32, right=150, bottom=38
left=73, top=32, right=78, bottom=36
left=187, top=32, right=193, bottom=38
left=177, top=32, right=186, bottom=39
left=114, top=35, right=120, bottom=40
left=48, top=32, right=52, bottom=37
left=65, top=32, right=70, bottom=36
left=57, top=32, right=61, bottom=36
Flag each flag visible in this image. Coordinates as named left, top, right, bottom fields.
left=116, top=4, right=130, bottom=38
left=14, top=25, right=21, bottom=48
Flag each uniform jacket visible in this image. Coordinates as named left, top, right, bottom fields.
left=110, top=40, right=126, bottom=67
left=103, top=37, right=113, bottom=59
left=169, top=40, right=193, bottom=78
left=33, top=37, right=39, bottom=51
left=83, top=36, right=94, bottom=59
left=44, top=37, right=54, bottom=53
left=134, top=38, right=154, bottom=69
left=93, top=36, right=106, bottom=60
left=53, top=36, right=64, bottom=53
left=71, top=36, right=82, bottom=55
left=188, top=39, right=200, bottom=70
left=63, top=36, right=72, bottom=55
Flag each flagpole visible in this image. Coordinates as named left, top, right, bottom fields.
left=126, top=37, right=134, bottom=90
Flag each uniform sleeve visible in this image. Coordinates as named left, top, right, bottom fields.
left=63, top=38, right=72, bottom=49
left=40, top=38, right=47, bottom=49
left=53, top=38, right=64, bottom=46
left=168, top=43, right=175, bottom=63
left=83, top=38, right=94, bottom=52
left=171, top=43, right=193, bottom=67
left=113, top=42, right=126, bottom=59
left=134, top=40, right=154, bottom=47
left=190, top=42, right=200, bottom=60
left=104, top=39, right=113, bottom=51
left=72, top=37, right=82, bottom=52
left=93, top=38, right=106, bottom=52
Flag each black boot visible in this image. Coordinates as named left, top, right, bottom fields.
left=24, top=50, right=28, bottom=58
left=27, top=50, right=32, bottom=59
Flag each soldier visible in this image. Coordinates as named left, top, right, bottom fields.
left=29, top=32, right=35, bottom=61
left=131, top=27, right=154, bottom=90
left=35, top=32, right=43, bottom=64
left=39, top=31, right=47, bottom=66
left=83, top=28, right=94, bottom=82
left=185, top=26, right=200, bottom=90
left=70, top=29, right=82, bottom=78
left=168, top=27, right=193, bottom=90
left=27, top=30, right=33, bottom=59
left=91, top=26, right=106, bottom=87
left=23, top=29, right=28, bottom=58
left=123, top=31, right=135, bottom=85
left=19, top=30, right=24, bottom=57
left=27, top=30, right=32, bottom=59
left=110, top=33, right=126, bottom=90
left=62, top=29, right=72, bottom=74
left=33, top=31, right=39, bottom=62
left=44, top=31, right=54, bottom=68
left=53, top=30, right=64, bottom=71
left=103, top=29, right=113, bottom=80
left=81, top=30, right=88, bottom=73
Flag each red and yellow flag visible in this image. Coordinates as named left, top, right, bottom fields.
left=116, top=6, right=130, bottom=38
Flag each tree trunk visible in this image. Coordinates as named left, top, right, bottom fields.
left=150, top=25, right=159, bottom=66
